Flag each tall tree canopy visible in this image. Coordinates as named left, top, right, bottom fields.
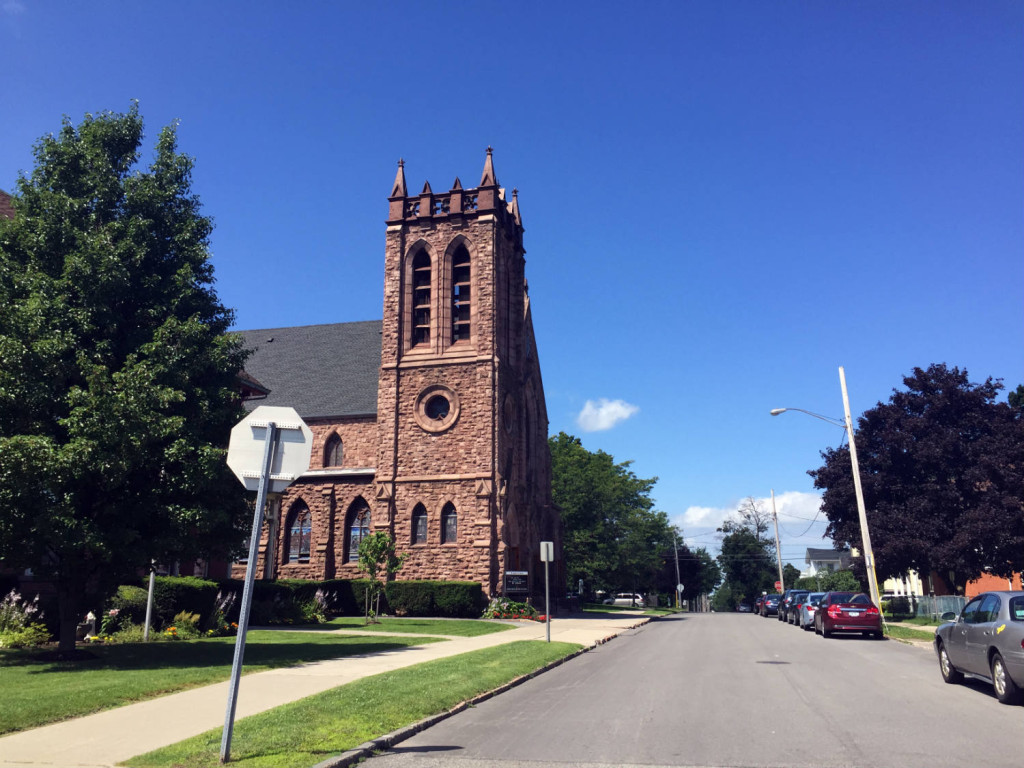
left=715, top=499, right=778, bottom=606
left=0, top=105, right=249, bottom=653
left=549, top=432, right=679, bottom=596
left=809, top=364, right=1024, bottom=594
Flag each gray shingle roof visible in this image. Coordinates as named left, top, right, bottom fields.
left=235, top=321, right=382, bottom=419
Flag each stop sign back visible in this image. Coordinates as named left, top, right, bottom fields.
left=227, top=406, right=312, bottom=493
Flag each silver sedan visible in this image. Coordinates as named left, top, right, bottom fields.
left=934, top=590, right=1024, bottom=705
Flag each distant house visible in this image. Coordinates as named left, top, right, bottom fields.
left=803, top=548, right=853, bottom=576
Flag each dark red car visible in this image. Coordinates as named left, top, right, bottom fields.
left=814, top=591, right=883, bottom=639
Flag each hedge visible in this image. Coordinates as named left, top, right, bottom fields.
left=93, top=576, right=487, bottom=629
left=385, top=580, right=486, bottom=618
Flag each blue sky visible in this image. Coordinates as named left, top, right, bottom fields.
left=2, top=2, right=1020, bottom=568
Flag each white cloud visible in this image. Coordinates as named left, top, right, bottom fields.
left=675, top=491, right=830, bottom=568
left=575, top=398, right=639, bottom=432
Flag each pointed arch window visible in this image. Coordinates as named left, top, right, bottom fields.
left=346, top=499, right=371, bottom=563
left=286, top=502, right=312, bottom=563
left=324, top=433, right=343, bottom=467
left=412, top=250, right=431, bottom=346
left=441, top=502, right=458, bottom=544
left=411, top=504, right=428, bottom=545
left=451, top=245, right=471, bottom=343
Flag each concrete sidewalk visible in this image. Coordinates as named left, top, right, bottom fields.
left=0, top=613, right=650, bottom=768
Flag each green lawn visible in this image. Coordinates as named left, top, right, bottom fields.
left=321, top=616, right=516, bottom=636
left=128, top=640, right=581, bottom=768
left=0, top=630, right=442, bottom=735
left=885, top=624, right=936, bottom=642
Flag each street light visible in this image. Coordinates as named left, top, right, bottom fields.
left=771, top=366, right=882, bottom=610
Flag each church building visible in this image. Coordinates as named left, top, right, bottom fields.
left=234, top=150, right=561, bottom=599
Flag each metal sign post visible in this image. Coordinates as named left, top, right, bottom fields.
left=540, top=541, right=554, bottom=643
left=222, top=407, right=311, bottom=763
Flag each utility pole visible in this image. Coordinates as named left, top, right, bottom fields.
left=770, top=489, right=785, bottom=593
left=839, top=366, right=882, bottom=609
left=673, top=533, right=682, bottom=609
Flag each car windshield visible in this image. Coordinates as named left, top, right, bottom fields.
left=849, top=594, right=870, bottom=605
left=1010, top=596, right=1024, bottom=621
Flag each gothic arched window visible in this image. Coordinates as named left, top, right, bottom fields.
left=412, top=250, right=431, bottom=346
left=411, top=504, right=428, bottom=545
left=286, top=502, right=312, bottom=563
left=451, top=245, right=471, bottom=343
left=324, top=433, right=343, bottom=467
left=346, top=499, right=371, bottom=563
left=441, top=502, right=458, bottom=544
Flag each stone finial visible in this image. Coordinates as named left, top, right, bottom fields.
left=510, top=188, right=521, bottom=226
left=421, top=180, right=433, bottom=194
left=390, top=159, right=407, bottom=198
left=451, top=176, right=463, bottom=191
left=480, top=146, right=498, bottom=187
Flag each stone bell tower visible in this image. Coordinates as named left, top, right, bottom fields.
left=373, top=149, right=557, bottom=598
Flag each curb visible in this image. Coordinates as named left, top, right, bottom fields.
left=310, top=620, right=648, bottom=768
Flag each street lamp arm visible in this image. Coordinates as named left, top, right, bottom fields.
left=770, top=407, right=845, bottom=428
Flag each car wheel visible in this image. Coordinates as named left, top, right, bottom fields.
left=938, top=642, right=963, bottom=684
left=873, top=631, right=884, bottom=640
left=822, top=624, right=831, bottom=638
left=991, top=653, right=1024, bottom=705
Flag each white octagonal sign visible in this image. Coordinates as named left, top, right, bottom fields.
left=227, top=406, right=313, bottom=493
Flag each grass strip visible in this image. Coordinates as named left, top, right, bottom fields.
left=885, top=624, right=936, bottom=642
left=0, top=631, right=441, bottom=735
left=320, top=617, right=515, bottom=636
left=128, top=640, right=580, bottom=768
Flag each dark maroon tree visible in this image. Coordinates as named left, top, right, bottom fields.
left=810, top=364, right=1024, bottom=594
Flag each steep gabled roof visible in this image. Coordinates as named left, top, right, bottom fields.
left=235, top=320, right=382, bottom=419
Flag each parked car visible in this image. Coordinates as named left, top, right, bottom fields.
left=934, top=590, right=1024, bottom=705
left=760, top=594, right=780, bottom=617
left=754, top=595, right=764, bottom=614
left=778, top=589, right=810, bottom=623
left=603, top=592, right=644, bottom=607
left=798, top=592, right=826, bottom=630
left=814, top=591, right=883, bottom=639
left=788, top=592, right=811, bottom=625
left=737, top=602, right=753, bottom=613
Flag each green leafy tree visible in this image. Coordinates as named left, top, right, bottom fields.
left=549, top=432, right=675, bottom=596
left=658, top=541, right=720, bottom=605
left=716, top=499, right=779, bottom=604
left=356, top=531, right=407, bottom=624
left=810, top=364, right=1024, bottom=594
left=1009, top=384, right=1024, bottom=415
left=782, top=563, right=801, bottom=589
left=0, top=105, right=249, bottom=654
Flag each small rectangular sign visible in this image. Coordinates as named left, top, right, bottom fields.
left=540, top=541, right=554, bottom=562
left=505, top=571, right=529, bottom=594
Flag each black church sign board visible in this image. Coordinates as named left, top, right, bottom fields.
left=504, top=570, right=529, bottom=594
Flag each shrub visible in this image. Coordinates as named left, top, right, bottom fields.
left=433, top=582, right=488, bottom=618
left=482, top=597, right=536, bottom=620
left=202, top=591, right=239, bottom=636
left=0, top=589, right=43, bottom=633
left=385, top=580, right=486, bottom=618
left=150, top=577, right=220, bottom=627
left=0, top=622, right=51, bottom=648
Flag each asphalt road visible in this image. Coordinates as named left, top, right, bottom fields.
left=364, top=611, right=1024, bottom=768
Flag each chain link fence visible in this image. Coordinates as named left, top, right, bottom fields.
left=915, top=594, right=965, bottom=620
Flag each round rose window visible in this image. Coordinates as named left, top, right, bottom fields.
left=414, top=385, right=460, bottom=433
